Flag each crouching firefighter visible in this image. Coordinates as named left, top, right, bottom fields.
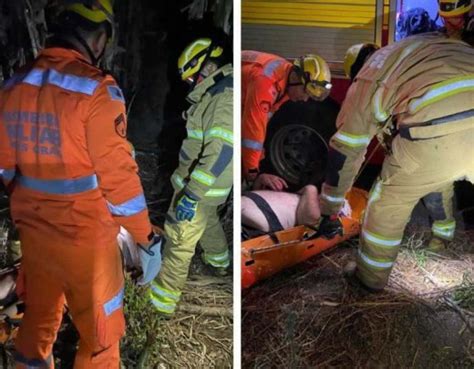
left=149, top=38, right=233, bottom=316
left=241, top=51, right=332, bottom=187
left=0, top=1, right=162, bottom=368
left=318, top=33, right=474, bottom=291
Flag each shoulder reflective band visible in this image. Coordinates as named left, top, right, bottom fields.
left=191, top=169, right=216, bottom=186
left=18, top=174, right=98, bottom=195
left=10, top=68, right=99, bottom=95
left=333, top=131, right=371, bottom=148
left=0, top=168, right=16, bottom=182
left=321, top=193, right=345, bottom=204
left=187, top=129, right=204, bottom=140
left=362, top=229, right=402, bottom=247
left=372, top=41, right=424, bottom=122
left=358, top=250, right=394, bottom=269
left=373, top=88, right=389, bottom=122
left=107, top=85, right=125, bottom=103
left=264, top=59, right=285, bottom=77
left=103, top=287, right=124, bottom=316
left=408, top=76, right=474, bottom=114
left=107, top=193, right=147, bottom=217
left=242, top=139, right=263, bottom=151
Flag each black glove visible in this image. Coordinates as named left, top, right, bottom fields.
left=316, top=214, right=343, bottom=239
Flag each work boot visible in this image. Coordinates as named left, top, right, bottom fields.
left=427, top=236, right=447, bottom=252
left=201, top=254, right=229, bottom=277
left=343, top=261, right=383, bottom=294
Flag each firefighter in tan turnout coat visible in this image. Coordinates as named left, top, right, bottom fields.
left=319, top=33, right=474, bottom=290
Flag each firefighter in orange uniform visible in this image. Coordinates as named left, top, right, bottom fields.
left=0, top=1, right=161, bottom=368
left=241, top=51, right=332, bottom=188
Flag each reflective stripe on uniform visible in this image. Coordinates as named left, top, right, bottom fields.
left=187, top=129, right=204, bottom=140
left=321, top=193, right=345, bottom=204
left=12, top=68, right=99, bottom=95
left=368, top=180, right=382, bottom=205
left=358, top=249, right=394, bottom=269
left=0, top=168, right=16, bottom=182
left=373, top=88, right=389, bottom=122
left=149, top=294, right=176, bottom=314
left=242, top=139, right=263, bottom=151
left=207, top=127, right=233, bottom=144
left=18, top=174, right=98, bottom=195
left=204, top=250, right=230, bottom=268
left=14, top=351, right=53, bottom=368
left=150, top=281, right=181, bottom=301
left=372, top=41, right=423, bottom=122
left=103, top=287, right=124, bottom=316
left=191, top=169, right=216, bottom=186
left=107, top=193, right=147, bottom=216
left=333, top=131, right=371, bottom=148
left=362, top=229, right=402, bottom=247
left=432, top=220, right=456, bottom=240
left=409, top=76, right=474, bottom=113
left=149, top=281, right=181, bottom=314
left=263, top=60, right=285, bottom=77
left=173, top=174, right=231, bottom=198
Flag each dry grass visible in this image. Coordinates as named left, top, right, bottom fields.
left=122, top=274, right=233, bottom=369
left=242, top=228, right=474, bottom=369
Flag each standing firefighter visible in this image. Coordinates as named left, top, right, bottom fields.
left=318, top=33, right=474, bottom=291
left=149, top=39, right=233, bottom=316
left=241, top=51, right=331, bottom=188
left=344, top=43, right=457, bottom=252
left=0, top=1, right=162, bottom=368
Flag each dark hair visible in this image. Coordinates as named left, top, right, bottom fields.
left=350, top=44, right=378, bottom=81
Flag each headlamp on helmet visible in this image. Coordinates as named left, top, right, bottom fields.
left=293, top=54, right=332, bottom=101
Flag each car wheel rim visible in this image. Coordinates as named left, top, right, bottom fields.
left=269, top=124, right=329, bottom=186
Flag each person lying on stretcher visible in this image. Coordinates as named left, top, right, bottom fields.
left=241, top=173, right=351, bottom=235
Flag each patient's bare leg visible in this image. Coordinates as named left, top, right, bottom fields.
left=296, top=185, right=321, bottom=225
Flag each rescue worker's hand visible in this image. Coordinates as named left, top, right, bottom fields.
left=137, top=233, right=163, bottom=286
left=176, top=193, right=198, bottom=221
left=316, top=214, right=343, bottom=239
left=253, top=173, right=288, bottom=191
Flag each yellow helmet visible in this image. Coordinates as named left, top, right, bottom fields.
left=343, top=43, right=379, bottom=81
left=293, top=54, right=332, bottom=101
left=65, top=0, right=114, bottom=25
left=178, top=38, right=224, bottom=81
left=438, top=0, right=472, bottom=17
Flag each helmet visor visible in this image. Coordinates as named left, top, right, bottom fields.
left=305, top=80, right=332, bottom=101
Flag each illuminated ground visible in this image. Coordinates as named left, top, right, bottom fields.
left=242, top=228, right=474, bottom=368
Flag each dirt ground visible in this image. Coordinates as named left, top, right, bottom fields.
left=242, top=226, right=474, bottom=369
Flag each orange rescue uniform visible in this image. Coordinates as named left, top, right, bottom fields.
left=0, top=47, right=152, bottom=369
left=241, top=51, right=292, bottom=180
